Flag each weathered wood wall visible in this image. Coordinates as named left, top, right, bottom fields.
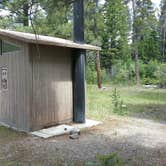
left=0, top=37, right=32, bottom=131
left=0, top=37, right=73, bottom=132
left=30, top=45, right=73, bottom=131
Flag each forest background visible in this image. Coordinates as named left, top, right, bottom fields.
left=0, top=0, right=166, bottom=87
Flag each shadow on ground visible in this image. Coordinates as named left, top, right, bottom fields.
left=125, top=103, right=166, bottom=122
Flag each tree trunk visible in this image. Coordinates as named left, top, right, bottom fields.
left=93, top=0, right=98, bottom=38
left=162, top=28, right=166, bottom=62
left=135, top=52, right=140, bottom=85
left=132, top=0, right=140, bottom=85
left=96, top=51, right=102, bottom=89
left=93, top=0, right=102, bottom=88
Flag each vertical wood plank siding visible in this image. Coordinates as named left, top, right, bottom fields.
left=0, top=39, right=32, bottom=131
left=0, top=37, right=73, bottom=132
left=30, top=45, right=73, bottom=131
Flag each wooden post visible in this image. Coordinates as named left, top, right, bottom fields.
left=96, top=51, right=102, bottom=89
left=73, top=0, right=85, bottom=123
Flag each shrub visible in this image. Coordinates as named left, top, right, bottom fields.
left=86, top=59, right=161, bottom=86
left=155, top=63, right=166, bottom=88
left=101, top=69, right=110, bottom=84
left=139, top=60, right=159, bottom=85
left=86, top=66, right=97, bottom=84
left=86, top=65, right=110, bottom=84
left=97, top=153, right=122, bottom=166
left=111, top=88, right=127, bottom=115
left=111, top=61, right=135, bottom=85
left=142, top=77, right=159, bottom=85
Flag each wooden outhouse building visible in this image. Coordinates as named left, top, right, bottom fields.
left=0, top=29, right=100, bottom=132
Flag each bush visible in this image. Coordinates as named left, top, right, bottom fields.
left=86, top=59, right=161, bottom=86
left=111, top=61, right=135, bottom=85
left=142, top=77, right=159, bottom=85
left=86, top=66, right=110, bottom=84
left=97, top=153, right=122, bottom=166
left=86, top=51, right=110, bottom=85
left=110, top=60, right=159, bottom=85
left=139, top=60, right=159, bottom=85
left=155, top=63, right=166, bottom=88
left=86, top=66, right=97, bottom=84
left=101, top=69, right=110, bottom=84
left=111, top=88, right=127, bottom=115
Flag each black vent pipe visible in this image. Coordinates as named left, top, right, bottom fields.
left=73, top=0, right=86, bottom=123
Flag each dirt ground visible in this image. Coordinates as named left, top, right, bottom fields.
left=0, top=115, right=166, bottom=166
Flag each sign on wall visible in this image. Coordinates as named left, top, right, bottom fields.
left=1, top=67, right=8, bottom=91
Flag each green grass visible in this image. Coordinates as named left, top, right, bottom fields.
left=87, top=85, right=166, bottom=121
left=0, top=126, right=25, bottom=144
left=0, top=85, right=166, bottom=141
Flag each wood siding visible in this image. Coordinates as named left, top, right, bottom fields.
left=0, top=38, right=32, bottom=131
left=30, top=45, right=73, bottom=131
left=0, top=37, right=73, bottom=132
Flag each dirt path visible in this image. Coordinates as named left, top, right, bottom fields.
left=0, top=116, right=166, bottom=166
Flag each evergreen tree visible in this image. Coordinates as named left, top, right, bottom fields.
left=84, top=0, right=104, bottom=45
left=101, top=0, right=130, bottom=74
left=135, top=0, right=160, bottom=62
left=4, top=0, right=33, bottom=26
left=36, top=0, right=72, bottom=39
left=131, top=0, right=160, bottom=85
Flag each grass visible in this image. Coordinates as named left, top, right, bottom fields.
left=0, top=85, right=166, bottom=136
left=0, top=126, right=26, bottom=165
left=0, top=84, right=165, bottom=165
left=87, top=85, right=166, bottom=121
left=0, top=126, right=25, bottom=144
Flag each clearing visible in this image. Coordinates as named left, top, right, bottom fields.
left=0, top=86, right=166, bottom=165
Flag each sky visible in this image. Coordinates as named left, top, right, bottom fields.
left=0, top=9, right=10, bottom=17
left=152, top=0, right=161, bottom=7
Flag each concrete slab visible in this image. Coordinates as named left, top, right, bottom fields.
left=72, top=119, right=102, bottom=129
left=30, top=119, right=102, bottom=139
left=31, top=125, right=75, bottom=139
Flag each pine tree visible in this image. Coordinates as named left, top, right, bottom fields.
left=131, top=0, right=160, bottom=85
left=84, top=0, right=104, bottom=45
left=135, top=0, right=160, bottom=62
left=4, top=0, right=31, bottom=26
left=100, top=0, right=130, bottom=75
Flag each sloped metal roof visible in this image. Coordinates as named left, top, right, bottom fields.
left=0, top=29, right=101, bottom=51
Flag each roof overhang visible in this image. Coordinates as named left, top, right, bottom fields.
left=0, top=29, right=101, bottom=51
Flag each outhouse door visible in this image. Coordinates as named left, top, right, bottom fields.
left=31, top=45, right=73, bottom=129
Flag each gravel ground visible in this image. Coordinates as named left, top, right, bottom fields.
left=0, top=116, right=166, bottom=166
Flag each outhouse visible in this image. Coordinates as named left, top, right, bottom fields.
left=0, top=29, right=100, bottom=132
